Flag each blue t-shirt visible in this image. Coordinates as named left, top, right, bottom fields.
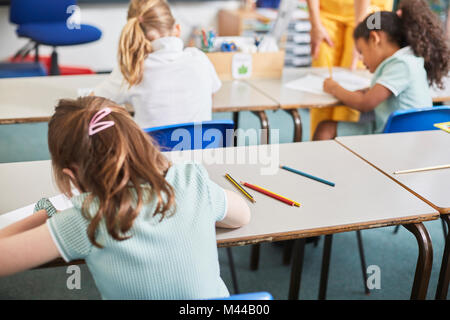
left=46, top=162, right=229, bottom=300
left=371, top=46, right=432, bottom=133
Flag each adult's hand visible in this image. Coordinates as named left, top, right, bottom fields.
left=310, top=23, right=334, bottom=59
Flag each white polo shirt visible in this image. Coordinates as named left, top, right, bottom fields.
left=95, top=37, right=221, bottom=129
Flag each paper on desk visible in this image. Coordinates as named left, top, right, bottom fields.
left=0, top=194, right=73, bottom=230
left=284, top=71, right=371, bottom=96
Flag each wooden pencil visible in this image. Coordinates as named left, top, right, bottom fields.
left=225, top=174, right=256, bottom=203
left=393, top=164, right=450, bottom=175
left=241, top=181, right=300, bottom=207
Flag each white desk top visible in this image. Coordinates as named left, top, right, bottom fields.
left=246, top=67, right=450, bottom=109
left=0, top=75, right=278, bottom=124
left=336, top=130, right=450, bottom=214
left=0, top=141, right=438, bottom=246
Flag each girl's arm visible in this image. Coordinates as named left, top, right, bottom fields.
left=0, top=223, right=61, bottom=277
left=0, top=210, right=48, bottom=239
left=216, top=190, right=251, bottom=229
left=323, top=78, right=392, bottom=112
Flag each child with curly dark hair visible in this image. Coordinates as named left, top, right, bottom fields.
left=313, top=0, right=450, bottom=140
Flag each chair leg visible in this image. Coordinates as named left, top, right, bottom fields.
left=250, top=244, right=260, bottom=270
left=226, top=247, right=239, bottom=294
left=393, top=225, right=401, bottom=234
left=50, top=48, right=60, bottom=76
left=282, top=240, right=294, bottom=265
left=442, top=218, right=448, bottom=240
left=356, top=230, right=370, bottom=295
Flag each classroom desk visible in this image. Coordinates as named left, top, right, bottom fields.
left=336, top=130, right=450, bottom=299
left=245, top=67, right=450, bottom=142
left=0, top=141, right=439, bottom=299
left=0, top=75, right=278, bottom=143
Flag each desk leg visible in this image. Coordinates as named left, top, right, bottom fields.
left=233, top=112, right=239, bottom=147
left=251, top=111, right=270, bottom=144
left=403, top=223, right=433, bottom=300
left=288, top=109, right=303, bottom=142
left=436, top=215, right=450, bottom=300
left=288, top=238, right=306, bottom=300
left=318, top=234, right=333, bottom=300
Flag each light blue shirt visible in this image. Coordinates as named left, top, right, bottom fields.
left=46, top=162, right=229, bottom=300
left=371, top=46, right=432, bottom=133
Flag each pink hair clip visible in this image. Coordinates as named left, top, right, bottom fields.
left=88, top=107, right=115, bottom=136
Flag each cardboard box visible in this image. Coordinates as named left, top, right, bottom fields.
left=206, top=50, right=285, bottom=80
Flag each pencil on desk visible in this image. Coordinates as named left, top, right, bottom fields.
left=225, top=174, right=255, bottom=203
left=393, top=164, right=450, bottom=175
left=280, top=165, right=335, bottom=187
left=241, top=181, right=300, bottom=207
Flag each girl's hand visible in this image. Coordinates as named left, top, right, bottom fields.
left=323, top=78, right=339, bottom=95
left=310, top=23, right=334, bottom=59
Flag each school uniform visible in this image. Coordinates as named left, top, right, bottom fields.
left=46, top=162, right=229, bottom=300
left=95, top=37, right=221, bottom=129
left=337, top=46, right=432, bottom=136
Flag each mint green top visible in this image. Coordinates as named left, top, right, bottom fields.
left=46, top=162, right=229, bottom=300
left=337, top=46, right=432, bottom=136
left=371, top=46, right=432, bottom=133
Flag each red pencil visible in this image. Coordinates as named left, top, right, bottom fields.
left=241, top=182, right=300, bottom=207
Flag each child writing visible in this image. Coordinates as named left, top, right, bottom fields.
left=93, top=0, right=221, bottom=129
left=314, top=0, right=450, bottom=140
left=0, top=96, right=250, bottom=299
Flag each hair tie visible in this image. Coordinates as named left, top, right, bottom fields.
left=88, top=107, right=115, bottom=136
left=138, top=16, right=144, bottom=23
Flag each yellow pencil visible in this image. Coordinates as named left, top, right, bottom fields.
left=327, top=53, right=333, bottom=78
left=225, top=174, right=256, bottom=203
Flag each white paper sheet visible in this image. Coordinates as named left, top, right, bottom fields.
left=284, top=70, right=371, bottom=96
left=0, top=194, right=74, bottom=230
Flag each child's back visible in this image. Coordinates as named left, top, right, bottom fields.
left=96, top=37, right=220, bottom=128
left=94, top=0, right=221, bottom=128
left=48, top=162, right=228, bottom=299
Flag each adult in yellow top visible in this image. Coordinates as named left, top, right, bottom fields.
left=306, top=0, right=394, bottom=138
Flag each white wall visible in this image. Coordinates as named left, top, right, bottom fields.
left=0, top=1, right=240, bottom=71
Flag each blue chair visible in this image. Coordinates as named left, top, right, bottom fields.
left=384, top=106, right=450, bottom=237
left=144, top=120, right=234, bottom=151
left=383, top=106, right=450, bottom=133
left=144, top=120, right=239, bottom=293
left=0, top=62, right=47, bottom=78
left=9, top=0, right=102, bottom=75
left=214, top=291, right=274, bottom=300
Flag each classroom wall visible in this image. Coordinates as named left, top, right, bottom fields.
left=0, top=1, right=240, bottom=71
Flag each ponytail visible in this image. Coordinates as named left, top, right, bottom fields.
left=118, top=17, right=152, bottom=88
left=398, top=0, right=450, bottom=89
left=354, top=0, right=450, bottom=88
left=117, top=0, right=176, bottom=88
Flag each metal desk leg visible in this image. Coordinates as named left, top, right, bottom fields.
left=288, top=109, right=303, bottom=142
left=233, top=112, right=239, bottom=147
left=436, top=215, right=450, bottom=300
left=318, top=234, right=333, bottom=300
left=288, top=238, right=306, bottom=300
left=403, top=223, right=433, bottom=300
left=251, top=111, right=270, bottom=144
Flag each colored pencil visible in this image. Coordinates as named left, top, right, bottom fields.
left=393, top=164, right=450, bottom=175
left=225, top=174, right=255, bottom=203
left=280, top=165, right=335, bottom=187
left=326, top=52, right=333, bottom=78
left=241, top=181, right=300, bottom=207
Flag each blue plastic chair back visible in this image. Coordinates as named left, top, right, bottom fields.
left=10, top=0, right=75, bottom=24
left=214, top=291, right=274, bottom=300
left=383, top=106, right=450, bottom=133
left=143, top=120, right=234, bottom=151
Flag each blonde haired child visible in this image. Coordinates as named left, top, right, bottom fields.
left=94, top=0, right=221, bottom=129
left=0, top=97, right=250, bottom=299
